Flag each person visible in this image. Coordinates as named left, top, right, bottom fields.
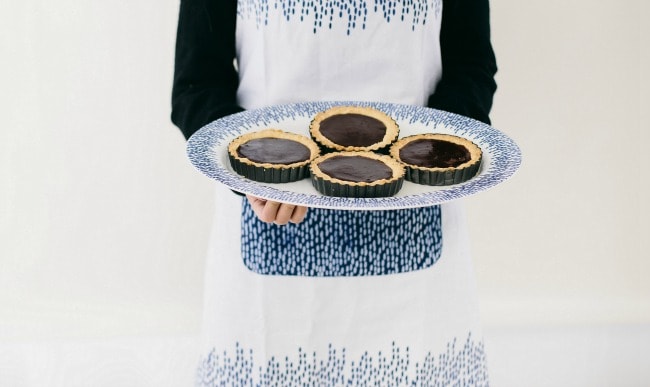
left=172, top=0, right=497, bottom=385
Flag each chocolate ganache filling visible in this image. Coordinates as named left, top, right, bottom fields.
left=237, top=138, right=311, bottom=164
left=318, top=155, right=393, bottom=183
left=399, top=139, right=471, bottom=168
left=319, top=114, right=386, bottom=147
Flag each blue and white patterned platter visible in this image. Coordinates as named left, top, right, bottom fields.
left=187, top=101, right=521, bottom=210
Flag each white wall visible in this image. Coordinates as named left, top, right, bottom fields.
left=1, top=0, right=213, bottom=340
left=469, top=0, right=648, bottom=327
left=1, top=0, right=647, bottom=342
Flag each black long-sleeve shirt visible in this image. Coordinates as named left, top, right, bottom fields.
left=171, top=0, right=497, bottom=140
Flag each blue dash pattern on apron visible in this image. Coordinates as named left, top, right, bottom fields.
left=241, top=202, right=443, bottom=276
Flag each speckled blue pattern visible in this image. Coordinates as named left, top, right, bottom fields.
left=237, top=0, right=442, bottom=34
left=241, top=201, right=442, bottom=276
left=196, top=333, right=488, bottom=386
left=186, top=101, right=522, bottom=210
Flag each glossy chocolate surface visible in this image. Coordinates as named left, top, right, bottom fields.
left=318, top=155, right=393, bottom=183
left=237, top=138, right=311, bottom=164
left=399, top=139, right=471, bottom=168
left=319, top=114, right=386, bottom=147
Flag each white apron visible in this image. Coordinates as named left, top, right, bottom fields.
left=196, top=1, right=489, bottom=385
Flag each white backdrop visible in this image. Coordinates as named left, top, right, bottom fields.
left=1, top=0, right=648, bottom=384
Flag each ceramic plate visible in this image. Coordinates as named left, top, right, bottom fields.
left=187, top=101, right=521, bottom=210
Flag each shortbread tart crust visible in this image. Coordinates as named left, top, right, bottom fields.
left=310, top=151, right=405, bottom=197
left=309, top=106, right=400, bottom=153
left=228, top=129, right=320, bottom=183
left=390, top=133, right=482, bottom=186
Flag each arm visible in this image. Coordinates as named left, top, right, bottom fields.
left=171, top=0, right=307, bottom=224
left=171, top=0, right=243, bottom=140
left=428, top=0, right=498, bottom=125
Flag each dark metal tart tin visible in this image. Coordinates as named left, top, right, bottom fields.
left=309, top=106, right=400, bottom=154
left=228, top=153, right=313, bottom=183
left=403, top=155, right=482, bottom=186
left=390, top=133, right=482, bottom=186
left=309, top=152, right=405, bottom=198
left=228, top=129, right=320, bottom=184
left=311, top=174, right=404, bottom=198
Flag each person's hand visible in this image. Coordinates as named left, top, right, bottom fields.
left=246, top=195, right=308, bottom=225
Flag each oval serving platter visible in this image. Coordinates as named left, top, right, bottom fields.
left=187, top=101, right=521, bottom=210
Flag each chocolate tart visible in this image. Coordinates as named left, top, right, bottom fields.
left=228, top=129, right=320, bottom=183
left=309, top=106, right=399, bottom=153
left=390, top=133, right=482, bottom=186
left=310, top=151, right=405, bottom=197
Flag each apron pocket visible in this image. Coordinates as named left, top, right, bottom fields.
left=241, top=200, right=442, bottom=277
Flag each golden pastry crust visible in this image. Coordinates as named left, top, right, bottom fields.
left=228, top=129, right=320, bottom=168
left=228, top=129, right=320, bottom=183
left=390, top=133, right=482, bottom=186
left=309, top=106, right=400, bottom=153
left=310, top=151, right=405, bottom=197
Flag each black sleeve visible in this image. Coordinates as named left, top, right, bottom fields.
left=171, top=0, right=243, bottom=140
left=427, top=0, right=498, bottom=125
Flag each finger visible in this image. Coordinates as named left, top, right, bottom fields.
left=290, top=206, right=308, bottom=224
left=246, top=195, right=267, bottom=218
left=246, top=195, right=305, bottom=225
left=274, top=203, right=297, bottom=225
left=246, top=194, right=266, bottom=207
left=260, top=200, right=282, bottom=223
left=247, top=195, right=277, bottom=223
